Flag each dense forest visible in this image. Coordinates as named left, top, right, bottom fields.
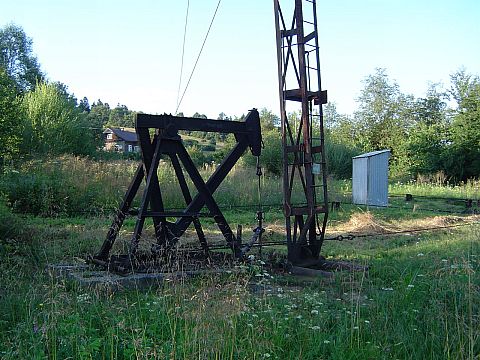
left=1, top=24, right=479, bottom=181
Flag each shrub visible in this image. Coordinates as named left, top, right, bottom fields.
left=0, top=195, right=19, bottom=240
left=21, top=82, right=96, bottom=156
left=0, top=156, right=137, bottom=216
left=200, top=144, right=216, bottom=152
left=324, top=137, right=361, bottom=179
left=187, top=145, right=207, bottom=166
left=183, top=139, right=199, bottom=147
left=242, top=129, right=282, bottom=175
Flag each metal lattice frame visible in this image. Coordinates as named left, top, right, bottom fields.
left=94, top=109, right=262, bottom=269
left=274, top=0, right=329, bottom=265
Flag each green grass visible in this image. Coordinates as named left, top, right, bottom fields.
left=1, top=157, right=479, bottom=358
left=0, top=206, right=478, bottom=359
left=390, top=178, right=480, bottom=200
left=3, top=156, right=480, bottom=220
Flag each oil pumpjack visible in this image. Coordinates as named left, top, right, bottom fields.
left=91, top=0, right=330, bottom=272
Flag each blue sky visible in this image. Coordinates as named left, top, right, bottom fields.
left=1, top=0, right=479, bottom=118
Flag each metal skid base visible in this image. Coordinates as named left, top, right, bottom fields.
left=47, top=263, right=239, bottom=290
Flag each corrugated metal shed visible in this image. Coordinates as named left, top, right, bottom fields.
left=352, top=150, right=390, bottom=206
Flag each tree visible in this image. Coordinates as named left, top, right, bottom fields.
left=0, top=68, right=23, bottom=159
left=323, top=102, right=342, bottom=129
left=259, top=108, right=279, bottom=131
left=242, top=127, right=283, bottom=175
left=217, top=112, right=227, bottom=121
left=107, top=104, right=135, bottom=128
left=413, top=85, right=448, bottom=126
left=353, top=68, right=416, bottom=176
left=21, top=82, right=96, bottom=155
left=446, top=69, right=480, bottom=179
left=88, top=100, right=110, bottom=128
left=192, top=112, right=207, bottom=119
left=354, top=68, right=409, bottom=151
left=0, top=24, right=43, bottom=91
left=78, top=97, right=90, bottom=113
left=404, top=85, right=449, bottom=175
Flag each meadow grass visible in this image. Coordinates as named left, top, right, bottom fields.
left=1, top=156, right=479, bottom=358
left=389, top=178, right=480, bottom=200
left=0, top=206, right=478, bottom=359
left=2, top=156, right=479, bottom=220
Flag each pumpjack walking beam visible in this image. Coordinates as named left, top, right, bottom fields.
left=94, top=109, right=262, bottom=267
left=273, top=0, right=329, bottom=265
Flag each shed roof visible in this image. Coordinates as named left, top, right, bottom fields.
left=104, top=128, right=138, bottom=142
left=352, top=149, right=390, bottom=159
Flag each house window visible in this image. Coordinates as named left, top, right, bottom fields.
left=134, top=146, right=140, bottom=152
left=115, top=144, right=123, bottom=151
left=128, top=144, right=133, bottom=152
left=106, top=133, right=113, bottom=140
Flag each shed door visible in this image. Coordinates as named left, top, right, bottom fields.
left=352, top=157, right=368, bottom=205
left=367, top=154, right=389, bottom=206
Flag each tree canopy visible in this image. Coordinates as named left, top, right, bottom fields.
left=1, top=24, right=480, bottom=181
left=0, top=23, right=43, bottom=91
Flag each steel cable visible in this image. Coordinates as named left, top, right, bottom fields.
left=193, top=220, right=480, bottom=251
left=175, top=0, right=223, bottom=114
left=175, top=0, right=190, bottom=113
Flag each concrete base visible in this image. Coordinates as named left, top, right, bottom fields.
left=47, top=263, right=238, bottom=290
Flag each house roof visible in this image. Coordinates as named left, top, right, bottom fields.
left=104, top=127, right=138, bottom=142
left=352, top=149, right=390, bottom=159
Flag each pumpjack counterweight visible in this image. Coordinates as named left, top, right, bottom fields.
left=273, top=0, right=329, bottom=265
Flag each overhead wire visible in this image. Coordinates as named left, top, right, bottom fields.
left=175, top=0, right=190, bottom=114
left=175, top=0, right=223, bottom=114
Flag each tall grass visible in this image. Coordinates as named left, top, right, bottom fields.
left=390, top=177, right=480, bottom=199
left=0, top=156, right=138, bottom=216
left=0, top=156, right=285, bottom=217
left=0, top=214, right=477, bottom=359
left=2, top=155, right=480, bottom=218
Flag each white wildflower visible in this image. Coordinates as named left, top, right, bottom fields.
left=77, top=293, right=91, bottom=302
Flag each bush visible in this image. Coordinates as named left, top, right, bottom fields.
left=21, top=82, right=96, bottom=156
left=242, top=129, right=282, bottom=175
left=186, top=145, right=208, bottom=166
left=183, top=139, right=199, bottom=147
left=0, top=156, right=137, bottom=216
left=0, top=195, right=19, bottom=240
left=242, top=129, right=360, bottom=179
left=200, top=144, right=216, bottom=152
left=324, top=137, right=361, bottom=179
